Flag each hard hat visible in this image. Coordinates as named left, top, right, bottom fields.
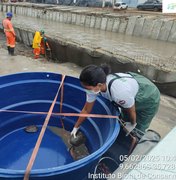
left=40, top=30, right=45, bottom=34
left=6, top=12, right=13, bottom=18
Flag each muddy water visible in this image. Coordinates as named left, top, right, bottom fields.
left=0, top=12, right=176, bottom=71
left=48, top=126, right=89, bottom=161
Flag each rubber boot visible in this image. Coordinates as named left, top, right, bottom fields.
left=7, top=46, right=11, bottom=55
left=10, top=47, right=15, bottom=56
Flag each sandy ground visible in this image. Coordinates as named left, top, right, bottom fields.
left=0, top=39, right=176, bottom=138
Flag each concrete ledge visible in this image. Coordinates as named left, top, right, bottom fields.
left=9, top=26, right=176, bottom=80
left=0, top=23, right=176, bottom=97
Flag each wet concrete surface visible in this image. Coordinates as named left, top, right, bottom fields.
left=0, top=36, right=176, bottom=139
left=0, top=32, right=82, bottom=76
left=0, top=12, right=176, bottom=72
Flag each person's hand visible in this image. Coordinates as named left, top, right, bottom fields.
left=71, top=127, right=79, bottom=138
left=124, top=122, right=137, bottom=136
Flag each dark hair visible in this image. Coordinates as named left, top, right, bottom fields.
left=79, top=64, right=111, bottom=86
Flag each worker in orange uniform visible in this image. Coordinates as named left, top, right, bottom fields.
left=2, top=12, right=16, bottom=56
left=32, top=30, right=50, bottom=59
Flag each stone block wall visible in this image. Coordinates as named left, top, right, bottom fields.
left=0, top=3, right=176, bottom=43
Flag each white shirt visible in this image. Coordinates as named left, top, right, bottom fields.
left=86, top=73, right=139, bottom=108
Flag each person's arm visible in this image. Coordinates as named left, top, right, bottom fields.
left=71, top=101, right=95, bottom=138
left=124, top=104, right=136, bottom=125
left=122, top=104, right=137, bottom=136
left=74, top=101, right=95, bottom=128
left=8, top=22, right=16, bottom=37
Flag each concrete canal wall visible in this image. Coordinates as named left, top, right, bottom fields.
left=1, top=3, right=176, bottom=43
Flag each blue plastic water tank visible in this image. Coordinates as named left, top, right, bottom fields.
left=0, top=72, right=120, bottom=180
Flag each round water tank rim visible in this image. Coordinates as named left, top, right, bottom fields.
left=0, top=71, right=56, bottom=78
left=0, top=72, right=120, bottom=177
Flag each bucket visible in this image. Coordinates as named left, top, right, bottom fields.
left=0, top=72, right=120, bottom=180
